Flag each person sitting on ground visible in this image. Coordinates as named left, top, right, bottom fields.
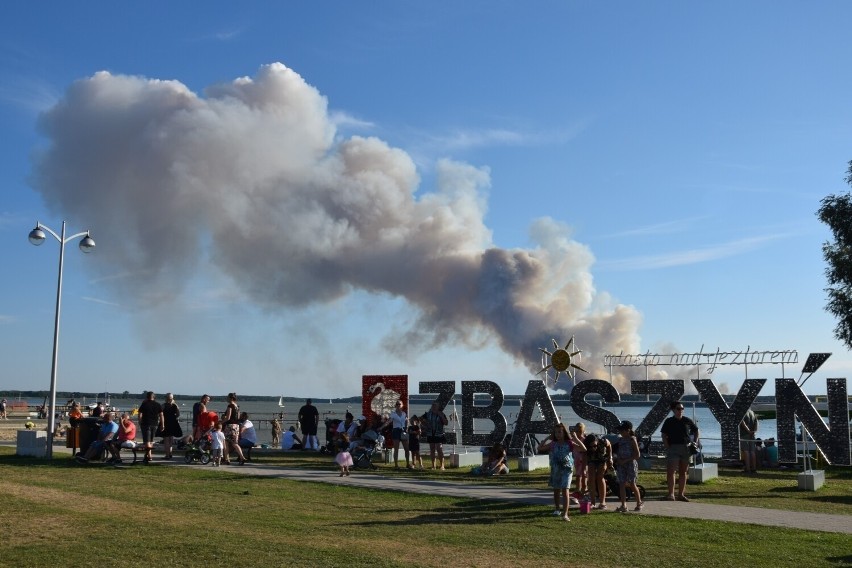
left=478, top=442, right=509, bottom=476
left=281, top=426, right=303, bottom=450
left=238, top=412, right=257, bottom=458
left=76, top=412, right=118, bottom=463
left=107, top=412, right=137, bottom=463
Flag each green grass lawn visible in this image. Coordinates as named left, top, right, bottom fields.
left=0, top=448, right=849, bottom=568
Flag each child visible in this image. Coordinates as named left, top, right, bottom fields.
left=538, top=423, right=585, bottom=521
left=571, top=422, right=587, bottom=499
left=408, top=415, right=423, bottom=469
left=613, top=420, right=642, bottom=512
left=271, top=418, right=282, bottom=448
left=335, top=433, right=353, bottom=476
left=211, top=422, right=225, bottom=467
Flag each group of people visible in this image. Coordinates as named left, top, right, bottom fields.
left=71, top=391, right=262, bottom=466
left=535, top=399, right=702, bottom=521
left=311, top=400, right=451, bottom=476
left=378, top=400, right=450, bottom=471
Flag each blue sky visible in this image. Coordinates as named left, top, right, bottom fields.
left=2, top=2, right=851, bottom=399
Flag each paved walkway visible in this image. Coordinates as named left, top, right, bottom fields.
left=163, top=460, right=852, bottom=535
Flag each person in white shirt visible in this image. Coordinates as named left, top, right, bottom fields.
left=281, top=426, right=303, bottom=450
left=210, top=423, right=226, bottom=467
left=381, top=400, right=409, bottom=469
left=238, top=412, right=258, bottom=455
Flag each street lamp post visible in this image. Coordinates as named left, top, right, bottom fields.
left=29, top=221, right=95, bottom=459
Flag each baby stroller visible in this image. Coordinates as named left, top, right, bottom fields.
left=184, top=431, right=212, bottom=465
left=604, top=470, right=646, bottom=500
left=351, top=430, right=382, bottom=470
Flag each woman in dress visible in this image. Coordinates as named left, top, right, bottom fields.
left=539, top=423, right=585, bottom=521
left=160, top=393, right=183, bottom=460
left=613, top=420, right=642, bottom=512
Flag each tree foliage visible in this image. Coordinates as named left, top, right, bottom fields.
left=816, top=160, right=852, bottom=349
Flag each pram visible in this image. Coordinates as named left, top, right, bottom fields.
left=351, top=429, right=383, bottom=470
left=604, top=470, right=646, bottom=500
left=184, top=431, right=212, bottom=465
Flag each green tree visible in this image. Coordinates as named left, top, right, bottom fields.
left=817, top=160, right=852, bottom=349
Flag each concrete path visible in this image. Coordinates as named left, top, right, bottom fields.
left=164, top=460, right=852, bottom=535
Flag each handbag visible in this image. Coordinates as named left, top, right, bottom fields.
left=687, top=442, right=699, bottom=456
left=400, top=430, right=409, bottom=442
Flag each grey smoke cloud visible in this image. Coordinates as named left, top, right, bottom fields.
left=31, top=63, right=641, bottom=389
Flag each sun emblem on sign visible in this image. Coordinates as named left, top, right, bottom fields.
left=538, top=336, right=588, bottom=388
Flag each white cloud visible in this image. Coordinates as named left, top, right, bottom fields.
left=598, top=233, right=794, bottom=271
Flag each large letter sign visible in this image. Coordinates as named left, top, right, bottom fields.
left=461, top=381, right=506, bottom=446
left=418, top=381, right=457, bottom=445
left=776, top=378, right=850, bottom=465
left=693, top=378, right=765, bottom=461
left=509, top=381, right=559, bottom=453
left=571, top=379, right=621, bottom=434
left=630, top=380, right=684, bottom=455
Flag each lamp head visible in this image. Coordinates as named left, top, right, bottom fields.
left=28, top=227, right=46, bottom=246
left=79, top=234, right=95, bottom=253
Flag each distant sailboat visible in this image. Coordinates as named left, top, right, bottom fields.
left=278, top=396, right=285, bottom=408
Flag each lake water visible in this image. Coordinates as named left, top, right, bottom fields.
left=47, top=396, right=777, bottom=457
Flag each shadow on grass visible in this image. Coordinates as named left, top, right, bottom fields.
left=341, top=499, right=544, bottom=527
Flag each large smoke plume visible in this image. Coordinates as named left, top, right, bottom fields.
left=31, top=63, right=642, bottom=390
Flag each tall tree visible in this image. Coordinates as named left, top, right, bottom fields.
left=817, top=160, right=852, bottom=349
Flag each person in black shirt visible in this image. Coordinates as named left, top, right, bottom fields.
left=661, top=400, right=699, bottom=501
left=138, top=391, right=164, bottom=463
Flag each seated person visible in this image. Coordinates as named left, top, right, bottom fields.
left=480, top=443, right=509, bottom=475
left=76, top=412, right=119, bottom=463
left=281, top=426, right=303, bottom=450
left=238, top=412, right=258, bottom=452
left=108, top=413, right=137, bottom=463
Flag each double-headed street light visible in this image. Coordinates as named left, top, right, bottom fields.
left=29, top=221, right=95, bottom=459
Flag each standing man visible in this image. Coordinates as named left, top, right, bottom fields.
left=423, top=401, right=449, bottom=470
left=0, top=398, right=6, bottom=419
left=297, top=399, right=319, bottom=451
left=661, top=400, right=700, bottom=502
left=740, top=407, right=759, bottom=474
left=192, top=394, right=210, bottom=440
left=138, top=391, right=164, bottom=464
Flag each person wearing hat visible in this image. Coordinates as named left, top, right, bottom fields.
left=661, top=400, right=700, bottom=502
left=613, top=421, right=643, bottom=512
left=281, top=425, right=303, bottom=450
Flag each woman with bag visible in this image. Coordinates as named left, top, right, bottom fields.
left=539, top=423, right=585, bottom=521
left=381, top=400, right=409, bottom=469
left=221, top=392, right=246, bottom=465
